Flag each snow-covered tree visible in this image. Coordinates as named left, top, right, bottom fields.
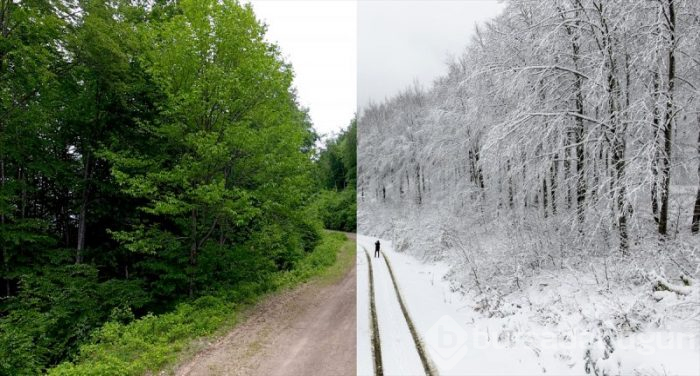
left=359, top=0, right=699, bottom=270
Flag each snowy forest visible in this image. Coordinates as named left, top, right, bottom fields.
left=359, top=0, right=699, bottom=373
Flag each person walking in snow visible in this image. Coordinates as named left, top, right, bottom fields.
left=374, top=240, right=381, bottom=258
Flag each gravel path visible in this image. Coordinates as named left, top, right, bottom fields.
left=176, top=234, right=356, bottom=376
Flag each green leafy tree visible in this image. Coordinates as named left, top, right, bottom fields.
left=108, top=0, right=317, bottom=298
left=314, top=119, right=357, bottom=231
left=0, top=0, right=66, bottom=298
left=0, top=1, right=327, bottom=372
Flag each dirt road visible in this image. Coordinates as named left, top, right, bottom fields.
left=176, top=233, right=356, bottom=376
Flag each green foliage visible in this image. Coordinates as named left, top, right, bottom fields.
left=47, top=232, right=347, bottom=376
left=106, top=0, right=317, bottom=298
left=48, top=296, right=233, bottom=376
left=318, top=119, right=357, bottom=191
left=0, top=265, right=147, bottom=375
left=0, top=0, right=332, bottom=373
left=314, top=119, right=357, bottom=231
left=271, top=232, right=346, bottom=288
left=311, top=189, right=357, bottom=232
left=341, top=120, right=357, bottom=185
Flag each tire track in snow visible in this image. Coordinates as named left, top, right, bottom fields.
left=363, top=246, right=384, bottom=376
left=357, top=246, right=374, bottom=376
left=382, top=251, right=438, bottom=376
left=366, top=238, right=425, bottom=376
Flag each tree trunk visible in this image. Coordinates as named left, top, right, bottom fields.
left=550, top=155, right=558, bottom=215
left=574, top=111, right=585, bottom=225
left=507, top=160, right=514, bottom=209
left=651, top=71, right=661, bottom=224
left=572, top=24, right=586, bottom=226
left=416, top=164, right=422, bottom=205
left=1, top=156, right=8, bottom=297
left=0, top=0, right=12, bottom=40
left=564, top=135, right=572, bottom=210
left=474, top=147, right=485, bottom=189
left=658, top=0, right=675, bottom=236
left=692, top=126, right=700, bottom=234
left=542, top=176, right=548, bottom=218
left=19, top=167, right=26, bottom=219
left=189, top=208, right=198, bottom=298
left=558, top=1, right=586, bottom=223
left=0, top=2, right=8, bottom=294
left=595, top=0, right=628, bottom=254
left=613, top=143, right=628, bottom=253
left=76, top=152, right=91, bottom=263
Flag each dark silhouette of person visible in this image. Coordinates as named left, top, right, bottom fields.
left=374, top=240, right=380, bottom=258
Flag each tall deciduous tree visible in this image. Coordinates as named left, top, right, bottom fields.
left=657, top=0, right=676, bottom=236
left=0, top=0, right=325, bottom=371
left=692, top=126, right=700, bottom=234
left=108, top=0, right=316, bottom=297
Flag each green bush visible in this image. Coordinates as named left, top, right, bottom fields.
left=311, top=189, right=357, bottom=232
left=272, top=232, right=346, bottom=289
left=0, top=265, right=148, bottom=376
left=47, top=232, right=347, bottom=375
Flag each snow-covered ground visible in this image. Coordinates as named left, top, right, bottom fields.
left=357, top=235, right=700, bottom=376
left=357, top=246, right=374, bottom=376
left=358, top=236, right=425, bottom=375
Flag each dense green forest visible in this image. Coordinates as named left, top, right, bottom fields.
left=0, top=0, right=354, bottom=374
left=312, top=120, right=357, bottom=232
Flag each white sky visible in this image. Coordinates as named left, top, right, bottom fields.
left=247, top=0, right=357, bottom=138
left=358, top=0, right=505, bottom=109
left=246, top=1, right=505, bottom=134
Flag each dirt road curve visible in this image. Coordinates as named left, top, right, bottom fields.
left=176, top=233, right=356, bottom=376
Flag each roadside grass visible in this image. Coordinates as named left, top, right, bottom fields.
left=317, top=232, right=356, bottom=285
left=272, top=231, right=353, bottom=288
left=48, top=231, right=352, bottom=376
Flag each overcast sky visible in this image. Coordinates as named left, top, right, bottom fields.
left=358, top=0, right=505, bottom=109
left=247, top=0, right=356, bottom=138
left=247, top=1, right=505, bottom=135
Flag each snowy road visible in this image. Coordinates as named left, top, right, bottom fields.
left=358, top=235, right=572, bottom=375
left=357, top=235, right=429, bottom=376
left=357, top=235, right=700, bottom=376
left=371, top=238, right=548, bottom=376
left=357, top=235, right=555, bottom=375
left=357, top=243, right=374, bottom=376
